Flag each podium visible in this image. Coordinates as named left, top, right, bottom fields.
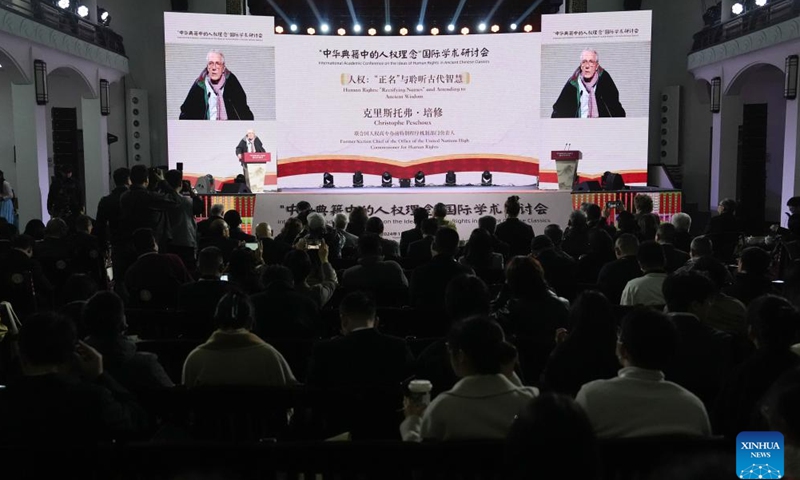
left=551, top=150, right=582, bottom=191
left=242, top=152, right=271, bottom=193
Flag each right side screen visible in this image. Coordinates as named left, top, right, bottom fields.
left=540, top=11, right=652, bottom=187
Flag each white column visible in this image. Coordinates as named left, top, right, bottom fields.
left=82, top=0, right=98, bottom=22
left=721, top=0, right=735, bottom=22
left=781, top=95, right=800, bottom=227
left=709, top=94, right=742, bottom=210
left=12, top=83, right=50, bottom=225
left=81, top=97, right=109, bottom=219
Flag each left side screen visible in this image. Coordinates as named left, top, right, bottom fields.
left=164, top=12, right=277, bottom=191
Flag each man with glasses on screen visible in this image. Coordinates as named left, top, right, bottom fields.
left=552, top=49, right=625, bottom=118
left=179, top=49, right=254, bottom=120
left=236, top=129, right=266, bottom=189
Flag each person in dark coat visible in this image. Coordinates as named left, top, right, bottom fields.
left=531, top=235, right=577, bottom=300
left=251, top=265, right=320, bottom=340
left=224, top=209, right=256, bottom=243
left=178, top=246, right=232, bottom=338
left=596, top=234, right=642, bottom=304
left=406, top=218, right=438, bottom=268
left=410, top=228, right=473, bottom=311
left=496, top=196, right=534, bottom=257
left=83, top=291, right=174, bottom=389
left=94, top=167, right=129, bottom=253
left=179, top=50, right=254, bottom=120
left=124, top=228, right=194, bottom=308
left=119, top=165, right=181, bottom=252
left=725, top=247, right=776, bottom=306
left=705, top=198, right=741, bottom=263
left=399, top=207, right=428, bottom=258
left=479, top=215, right=511, bottom=261
left=551, top=49, right=625, bottom=118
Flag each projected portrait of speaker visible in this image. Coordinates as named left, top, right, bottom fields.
left=552, top=49, right=626, bottom=118
left=179, top=49, right=254, bottom=120
left=236, top=129, right=267, bottom=192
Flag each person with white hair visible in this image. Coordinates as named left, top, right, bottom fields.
left=671, top=212, right=693, bottom=253
left=179, top=49, right=254, bottom=120
left=235, top=129, right=267, bottom=190
left=552, top=48, right=625, bottom=118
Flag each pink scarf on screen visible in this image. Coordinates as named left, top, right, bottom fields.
left=580, top=72, right=600, bottom=118
left=203, top=70, right=228, bottom=120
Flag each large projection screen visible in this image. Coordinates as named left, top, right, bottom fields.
left=164, top=11, right=651, bottom=189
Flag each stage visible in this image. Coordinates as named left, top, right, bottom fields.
left=198, top=186, right=683, bottom=241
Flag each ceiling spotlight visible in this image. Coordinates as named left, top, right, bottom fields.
left=732, top=2, right=744, bottom=14
left=57, top=0, right=70, bottom=9
left=320, top=23, right=329, bottom=33
left=416, top=24, right=423, bottom=32
left=491, top=24, right=500, bottom=33
left=275, top=26, right=284, bottom=34
left=368, top=27, right=377, bottom=36
left=755, top=0, right=767, bottom=5
left=77, top=5, right=88, bottom=17
left=307, top=27, right=316, bottom=35
left=431, top=27, right=439, bottom=35
left=461, top=27, right=469, bottom=35
left=290, top=23, right=298, bottom=32
left=478, top=23, right=486, bottom=32
left=447, top=24, right=455, bottom=32
left=98, top=8, right=110, bottom=23
left=523, top=24, right=533, bottom=32
left=384, top=24, right=392, bottom=32
left=337, top=28, right=346, bottom=35
left=510, top=23, right=517, bottom=30
left=400, top=27, right=408, bottom=35
left=353, top=24, right=362, bottom=33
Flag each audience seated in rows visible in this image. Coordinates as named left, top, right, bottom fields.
left=182, top=292, right=297, bottom=387
left=576, top=308, right=712, bottom=438
left=341, top=233, right=408, bottom=291
left=620, top=241, right=667, bottom=306
left=401, top=316, right=538, bottom=441
left=84, top=291, right=174, bottom=390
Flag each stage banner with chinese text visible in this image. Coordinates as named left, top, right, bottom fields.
left=274, top=33, right=541, bottom=188
left=254, top=189, right=573, bottom=241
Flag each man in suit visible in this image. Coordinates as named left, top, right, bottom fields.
left=197, top=204, right=225, bottom=240
left=95, top=168, right=131, bottom=292
left=400, top=208, right=428, bottom=258
left=671, top=212, right=693, bottom=254
left=178, top=247, right=231, bottom=338
left=119, top=165, right=181, bottom=253
left=656, top=223, right=690, bottom=274
left=255, top=222, right=292, bottom=266
left=406, top=218, right=438, bottom=268
left=496, top=196, right=534, bottom=257
left=597, top=234, right=642, bottom=304
left=235, top=129, right=266, bottom=189
left=308, top=291, right=413, bottom=388
left=124, top=228, right=193, bottom=308
left=69, top=215, right=105, bottom=286
left=251, top=265, right=320, bottom=339
left=479, top=215, right=510, bottom=261
left=530, top=235, right=577, bottom=300
left=334, top=213, right=359, bottom=254
left=198, top=219, right=241, bottom=264
left=365, top=216, right=400, bottom=260
left=164, top=169, right=198, bottom=273
left=705, top=198, right=741, bottom=263
left=410, top=227, right=473, bottom=311
left=341, top=233, right=408, bottom=292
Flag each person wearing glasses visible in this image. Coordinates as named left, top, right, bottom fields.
left=179, top=50, right=254, bottom=120
left=552, top=49, right=626, bottom=118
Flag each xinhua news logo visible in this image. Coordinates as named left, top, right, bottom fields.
left=737, top=431, right=784, bottom=479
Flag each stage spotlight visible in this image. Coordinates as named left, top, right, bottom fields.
left=431, top=27, right=439, bottom=35
left=338, top=28, right=346, bottom=35
left=732, top=2, right=744, bottom=14
left=368, top=27, right=377, bottom=35
left=399, top=178, right=411, bottom=188
left=57, top=0, right=70, bottom=9
left=98, top=8, right=110, bottom=25
left=414, top=171, right=426, bottom=187
left=416, top=24, right=424, bottom=32
left=77, top=5, right=89, bottom=17
left=481, top=170, right=493, bottom=187
left=400, top=27, right=408, bottom=35
left=524, top=24, right=533, bottom=32
left=381, top=171, right=393, bottom=188
left=323, top=172, right=334, bottom=188
left=447, top=24, right=455, bottom=32
left=461, top=27, right=469, bottom=35
left=445, top=171, right=457, bottom=186
left=290, top=24, right=298, bottom=32
left=510, top=23, right=517, bottom=30
left=353, top=171, right=364, bottom=188
left=275, top=26, right=284, bottom=33
left=478, top=23, right=486, bottom=32
left=755, top=0, right=767, bottom=5
left=321, top=23, right=329, bottom=33
left=307, top=27, right=316, bottom=35
left=353, top=24, right=362, bottom=33
left=491, top=24, right=500, bottom=33
left=384, top=24, right=392, bottom=32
